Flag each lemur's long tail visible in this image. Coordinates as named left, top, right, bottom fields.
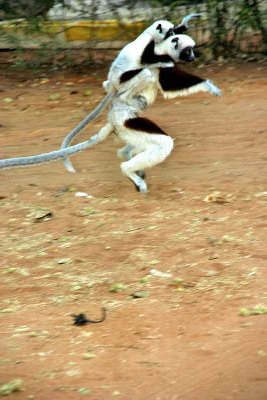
left=61, top=92, right=113, bottom=173
left=0, top=123, right=113, bottom=170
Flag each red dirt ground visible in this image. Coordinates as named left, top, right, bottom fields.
left=0, top=63, right=267, bottom=400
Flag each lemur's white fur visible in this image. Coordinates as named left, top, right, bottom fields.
left=103, top=20, right=175, bottom=93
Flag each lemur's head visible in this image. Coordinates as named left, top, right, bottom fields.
left=156, top=34, right=196, bottom=63
left=146, top=20, right=175, bottom=43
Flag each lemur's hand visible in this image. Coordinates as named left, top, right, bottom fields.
left=142, top=69, right=154, bottom=79
left=205, top=80, right=222, bottom=96
left=103, top=80, right=111, bottom=93
left=119, top=90, right=131, bottom=102
left=144, top=61, right=174, bottom=69
left=117, top=68, right=158, bottom=102
left=164, top=62, right=175, bottom=68
left=181, top=13, right=203, bottom=29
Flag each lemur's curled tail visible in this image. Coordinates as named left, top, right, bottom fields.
left=0, top=123, right=113, bottom=169
left=61, top=92, right=113, bottom=172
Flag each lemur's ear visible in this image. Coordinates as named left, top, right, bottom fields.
left=156, top=23, right=163, bottom=33
left=164, top=28, right=174, bottom=39
left=171, top=37, right=179, bottom=49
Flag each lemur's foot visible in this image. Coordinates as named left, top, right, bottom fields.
left=129, top=177, right=148, bottom=193
left=136, top=170, right=146, bottom=180
left=205, top=80, right=222, bottom=96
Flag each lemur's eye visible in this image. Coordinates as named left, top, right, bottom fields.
left=156, top=24, right=163, bottom=34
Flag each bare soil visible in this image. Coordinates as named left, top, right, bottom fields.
left=0, top=63, right=267, bottom=400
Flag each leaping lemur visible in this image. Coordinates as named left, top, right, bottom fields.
left=0, top=32, right=222, bottom=195
left=61, top=13, right=202, bottom=172
left=61, top=19, right=175, bottom=172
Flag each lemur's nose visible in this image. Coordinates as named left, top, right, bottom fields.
left=188, top=53, right=195, bottom=62
left=180, top=46, right=195, bottom=62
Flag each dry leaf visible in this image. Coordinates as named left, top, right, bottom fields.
left=204, top=191, right=232, bottom=204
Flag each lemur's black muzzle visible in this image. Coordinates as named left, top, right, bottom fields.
left=180, top=46, right=195, bottom=62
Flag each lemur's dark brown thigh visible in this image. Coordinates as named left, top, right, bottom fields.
left=124, top=117, right=169, bottom=135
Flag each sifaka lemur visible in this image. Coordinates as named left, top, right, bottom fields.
left=0, top=32, right=221, bottom=195
left=61, top=13, right=202, bottom=172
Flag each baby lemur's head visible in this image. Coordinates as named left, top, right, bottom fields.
left=146, top=20, right=175, bottom=43
left=155, top=34, right=196, bottom=63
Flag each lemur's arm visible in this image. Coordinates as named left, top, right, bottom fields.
left=136, top=30, right=175, bottom=69
left=104, top=68, right=143, bottom=93
left=104, top=38, right=175, bottom=94
left=104, top=56, right=173, bottom=94
left=140, top=40, right=174, bottom=67
left=173, top=13, right=202, bottom=34
left=158, top=66, right=222, bottom=98
left=104, top=67, right=157, bottom=100
left=120, top=68, right=157, bottom=92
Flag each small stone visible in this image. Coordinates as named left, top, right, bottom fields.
left=57, top=258, right=71, bottom=264
left=70, top=285, right=82, bottom=292
left=48, top=93, right=61, bottom=101
left=83, top=89, right=92, bottom=97
left=82, top=353, right=96, bottom=360
left=2, top=97, right=14, bottom=103
left=32, top=209, right=53, bottom=222
left=109, top=283, right=127, bottom=293
left=78, top=387, right=92, bottom=394
left=131, top=290, right=149, bottom=299
left=149, top=269, right=172, bottom=278
left=75, top=192, right=93, bottom=199
left=28, top=332, right=38, bottom=337
left=204, top=191, right=232, bottom=204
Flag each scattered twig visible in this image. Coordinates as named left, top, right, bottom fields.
left=72, top=307, right=106, bottom=326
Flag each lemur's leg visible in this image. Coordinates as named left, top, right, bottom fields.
left=119, top=117, right=173, bottom=192
left=117, top=144, right=133, bottom=160
left=117, top=144, right=146, bottom=179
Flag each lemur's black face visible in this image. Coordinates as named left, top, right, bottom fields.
left=180, top=46, right=195, bottom=62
